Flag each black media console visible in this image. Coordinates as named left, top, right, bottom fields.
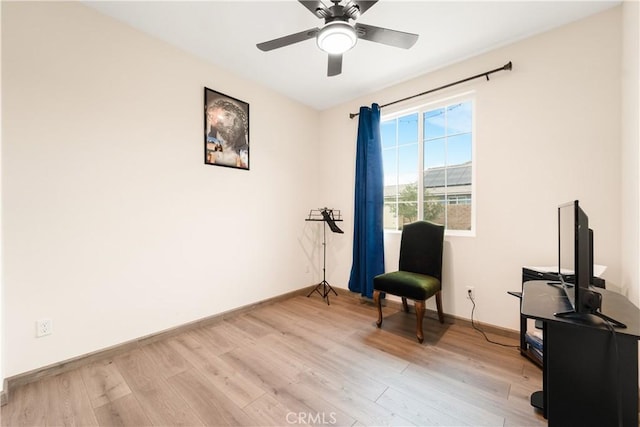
left=521, top=280, right=640, bottom=427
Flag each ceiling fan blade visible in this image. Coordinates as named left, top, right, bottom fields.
left=256, top=28, right=319, bottom=52
left=328, top=54, right=342, bottom=77
left=298, top=1, right=331, bottom=19
left=355, top=23, right=419, bottom=49
left=344, top=0, right=378, bottom=19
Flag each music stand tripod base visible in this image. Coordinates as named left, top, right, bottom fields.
left=308, top=280, right=338, bottom=305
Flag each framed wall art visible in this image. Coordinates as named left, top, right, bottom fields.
left=204, top=87, right=250, bottom=170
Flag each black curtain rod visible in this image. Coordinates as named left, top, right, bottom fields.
left=349, top=61, right=512, bottom=119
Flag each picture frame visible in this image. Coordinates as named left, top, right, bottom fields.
left=204, top=87, right=250, bottom=170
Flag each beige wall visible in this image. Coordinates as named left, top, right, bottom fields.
left=621, top=1, right=640, bottom=309
left=319, top=7, right=624, bottom=330
left=620, top=0, right=639, bottom=385
left=1, top=2, right=321, bottom=377
left=0, top=0, right=3, bottom=394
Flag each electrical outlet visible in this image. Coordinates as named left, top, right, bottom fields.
left=466, top=286, right=475, bottom=300
left=36, top=318, right=52, bottom=337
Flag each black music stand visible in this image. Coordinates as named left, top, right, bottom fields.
left=306, top=208, right=343, bottom=305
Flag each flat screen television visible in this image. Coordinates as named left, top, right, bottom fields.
left=555, top=200, right=626, bottom=328
left=557, top=200, right=589, bottom=311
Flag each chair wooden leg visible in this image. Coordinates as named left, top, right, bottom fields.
left=373, top=290, right=383, bottom=328
left=401, top=297, right=409, bottom=312
left=435, top=290, right=444, bottom=324
left=415, top=300, right=425, bottom=343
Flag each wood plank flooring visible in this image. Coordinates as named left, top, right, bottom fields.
left=1, top=293, right=546, bottom=426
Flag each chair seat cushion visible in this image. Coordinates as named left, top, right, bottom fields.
left=374, top=271, right=441, bottom=301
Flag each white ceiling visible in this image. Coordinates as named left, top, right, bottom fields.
left=84, top=0, right=619, bottom=110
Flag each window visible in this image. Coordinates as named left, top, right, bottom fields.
left=381, top=96, right=474, bottom=234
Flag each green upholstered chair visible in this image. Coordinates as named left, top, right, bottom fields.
left=373, top=220, right=445, bottom=343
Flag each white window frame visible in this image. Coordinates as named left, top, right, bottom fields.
left=381, top=92, right=476, bottom=237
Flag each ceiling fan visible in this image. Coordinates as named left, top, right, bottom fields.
left=256, top=0, right=419, bottom=77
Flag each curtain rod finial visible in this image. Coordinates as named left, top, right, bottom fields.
left=504, top=61, right=513, bottom=71
left=349, top=113, right=358, bottom=119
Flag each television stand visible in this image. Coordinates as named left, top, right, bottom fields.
left=509, top=267, right=562, bottom=369
left=546, top=281, right=564, bottom=288
left=553, top=286, right=628, bottom=329
left=553, top=310, right=627, bottom=329
left=522, top=280, right=640, bottom=426
left=592, top=310, right=627, bottom=328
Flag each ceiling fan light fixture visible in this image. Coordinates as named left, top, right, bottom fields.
left=317, top=21, right=357, bottom=54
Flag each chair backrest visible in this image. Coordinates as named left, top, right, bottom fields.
left=399, top=221, right=445, bottom=280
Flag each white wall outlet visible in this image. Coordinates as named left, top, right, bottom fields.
left=466, top=286, right=475, bottom=300
left=36, top=318, right=52, bottom=337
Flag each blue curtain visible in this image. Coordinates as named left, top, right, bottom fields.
left=348, top=104, right=385, bottom=298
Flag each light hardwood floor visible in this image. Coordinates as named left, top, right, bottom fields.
left=1, top=292, right=546, bottom=426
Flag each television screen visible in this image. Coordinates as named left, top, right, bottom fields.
left=558, top=201, right=577, bottom=310
left=558, top=200, right=592, bottom=313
